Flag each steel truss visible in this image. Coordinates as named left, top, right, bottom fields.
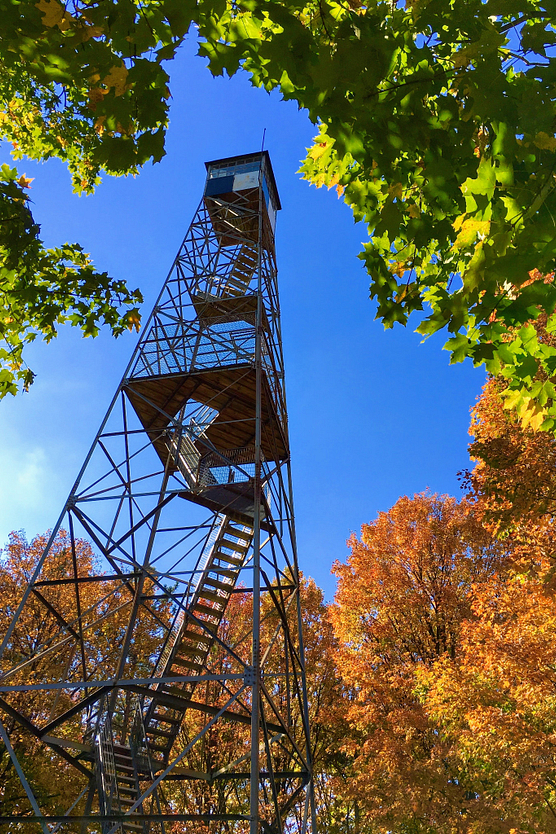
left=0, top=152, right=315, bottom=833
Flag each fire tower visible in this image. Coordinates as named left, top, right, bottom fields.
left=0, top=152, right=315, bottom=833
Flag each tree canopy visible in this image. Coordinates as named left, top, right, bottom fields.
left=3, top=0, right=556, bottom=424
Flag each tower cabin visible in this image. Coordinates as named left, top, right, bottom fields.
left=204, top=151, right=281, bottom=246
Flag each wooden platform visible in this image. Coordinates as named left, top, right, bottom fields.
left=191, top=293, right=270, bottom=332
left=124, top=364, right=288, bottom=464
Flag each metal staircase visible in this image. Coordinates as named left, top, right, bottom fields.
left=142, top=515, right=253, bottom=764
left=225, top=243, right=258, bottom=295
left=111, top=745, right=144, bottom=833
left=92, top=514, right=254, bottom=791
left=93, top=226, right=260, bottom=793
left=95, top=704, right=145, bottom=833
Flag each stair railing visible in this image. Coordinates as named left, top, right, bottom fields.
left=167, top=404, right=217, bottom=490
left=94, top=697, right=121, bottom=823
left=150, top=513, right=226, bottom=684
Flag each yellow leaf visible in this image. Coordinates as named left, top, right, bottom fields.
left=520, top=401, right=545, bottom=431
left=17, top=174, right=34, bottom=188
left=389, top=182, right=403, bottom=199
left=126, top=311, right=141, bottom=333
left=453, top=218, right=490, bottom=250
left=103, top=64, right=129, bottom=96
left=503, top=388, right=522, bottom=411
left=35, top=0, right=65, bottom=27
left=83, top=24, right=104, bottom=40
left=533, top=131, right=556, bottom=152
left=308, top=142, right=328, bottom=161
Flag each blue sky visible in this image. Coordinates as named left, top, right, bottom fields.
left=0, top=40, right=484, bottom=600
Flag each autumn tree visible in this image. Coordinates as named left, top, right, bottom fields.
left=0, top=531, right=90, bottom=822
left=412, top=360, right=556, bottom=831
left=331, top=492, right=512, bottom=833
left=465, top=370, right=556, bottom=533
left=3, top=0, right=556, bottom=423
left=421, top=559, right=556, bottom=834
left=0, top=529, right=170, bottom=825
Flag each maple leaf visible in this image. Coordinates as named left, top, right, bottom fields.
left=35, top=0, right=65, bottom=27
left=103, top=64, right=130, bottom=96
left=533, top=132, right=556, bottom=152
left=124, top=309, right=141, bottom=332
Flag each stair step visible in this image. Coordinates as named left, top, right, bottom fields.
left=181, top=630, right=212, bottom=646
left=161, top=685, right=190, bottom=701
left=224, top=526, right=252, bottom=542
left=219, top=538, right=248, bottom=553
left=114, top=752, right=133, bottom=762
left=172, top=656, right=205, bottom=672
left=230, top=278, right=252, bottom=289
left=193, top=603, right=223, bottom=618
left=153, top=711, right=182, bottom=725
left=114, top=760, right=134, bottom=772
left=197, top=589, right=227, bottom=604
left=205, top=577, right=234, bottom=592
left=238, top=249, right=257, bottom=263
left=117, top=785, right=137, bottom=796
left=148, top=742, right=170, bottom=753
left=207, top=567, right=237, bottom=580
left=231, top=266, right=253, bottom=278
left=115, top=774, right=135, bottom=785
left=193, top=588, right=228, bottom=611
left=225, top=275, right=250, bottom=289
left=174, top=649, right=205, bottom=665
left=147, top=727, right=174, bottom=738
left=113, top=753, right=133, bottom=763
left=213, top=552, right=242, bottom=567
left=173, top=644, right=204, bottom=658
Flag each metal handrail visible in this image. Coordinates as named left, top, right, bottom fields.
left=95, top=699, right=120, bottom=819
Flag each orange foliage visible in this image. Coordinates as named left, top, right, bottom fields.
left=331, top=493, right=516, bottom=833
left=421, top=559, right=556, bottom=832
left=0, top=530, right=170, bottom=820
left=465, top=375, right=556, bottom=532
